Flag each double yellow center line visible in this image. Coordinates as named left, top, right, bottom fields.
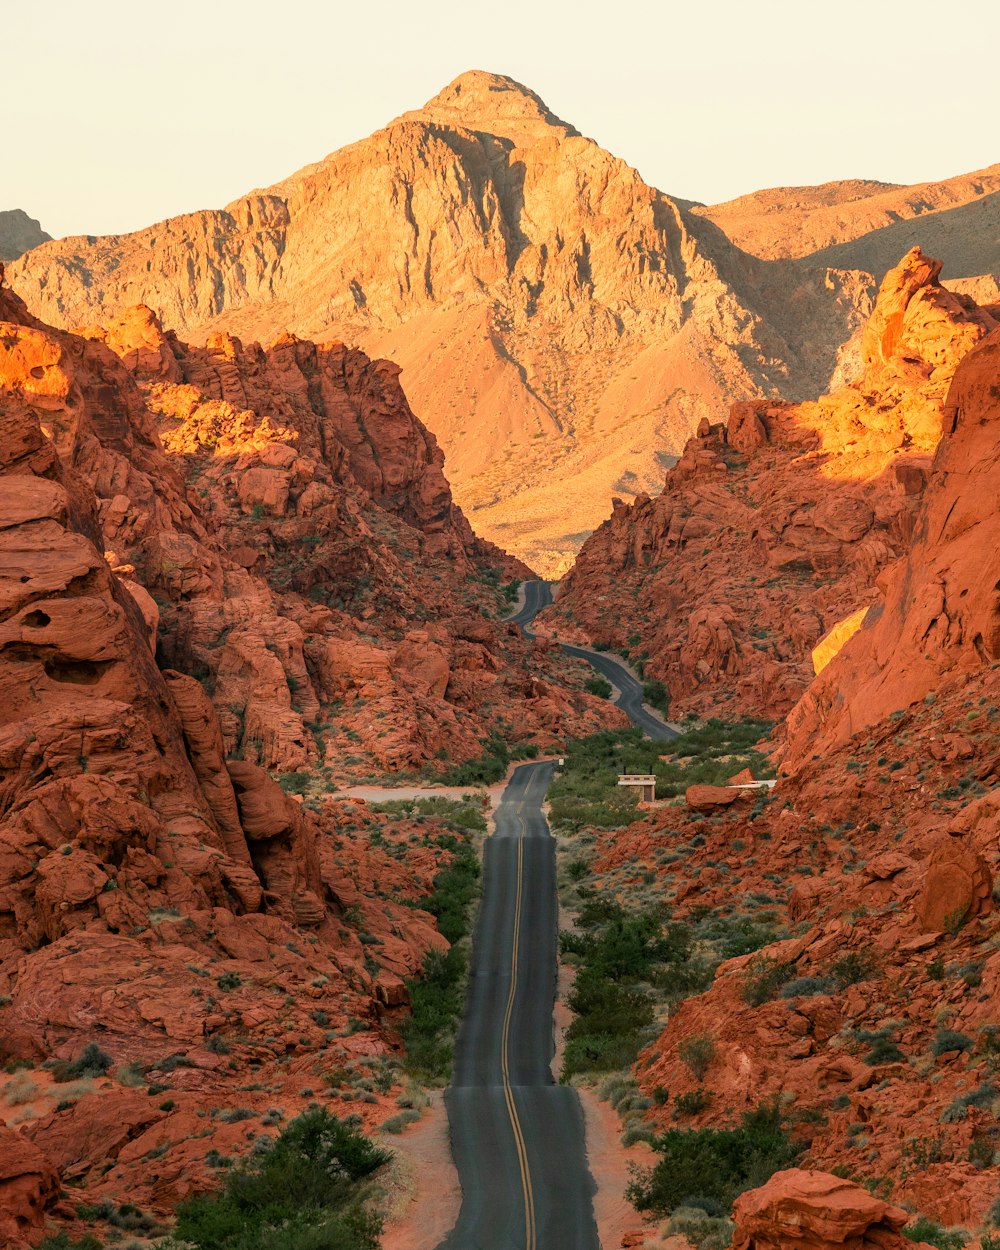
left=499, top=803, right=536, bottom=1250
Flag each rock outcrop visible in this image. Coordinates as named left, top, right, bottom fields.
left=785, top=318, right=1000, bottom=763
left=731, top=1170, right=916, bottom=1250
left=550, top=250, right=998, bottom=720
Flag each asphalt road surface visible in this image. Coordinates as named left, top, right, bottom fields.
left=438, top=762, right=600, bottom=1250
left=512, top=580, right=677, bottom=742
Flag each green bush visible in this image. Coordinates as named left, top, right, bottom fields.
left=642, top=679, right=671, bottom=717
left=439, top=733, right=510, bottom=785
left=585, top=675, right=614, bottom=699
left=63, top=1043, right=113, bottom=1080
left=932, top=1029, right=974, bottom=1057
left=829, top=952, right=877, bottom=988
left=902, top=1218, right=966, bottom=1250
left=679, top=1034, right=716, bottom=1081
left=40, top=1237, right=103, bottom=1250
left=941, top=1082, right=997, bottom=1122
left=741, top=956, right=796, bottom=1006
left=399, top=831, right=481, bottom=1082
left=628, top=1100, right=801, bottom=1216
left=174, top=1107, right=388, bottom=1250
left=674, top=1088, right=712, bottom=1116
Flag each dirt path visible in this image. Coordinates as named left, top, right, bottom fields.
left=380, top=1096, right=460, bottom=1250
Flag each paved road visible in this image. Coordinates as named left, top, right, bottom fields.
left=511, top=580, right=677, bottom=742
left=439, top=763, right=600, bottom=1250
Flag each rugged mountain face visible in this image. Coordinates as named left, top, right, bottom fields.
left=0, top=281, right=621, bottom=1242
left=0, top=210, right=50, bottom=262
left=546, top=250, right=998, bottom=720
left=697, top=164, right=1000, bottom=278
left=6, top=71, right=871, bottom=574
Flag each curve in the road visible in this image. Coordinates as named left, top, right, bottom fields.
left=511, top=580, right=677, bottom=742
left=438, top=762, right=600, bottom=1250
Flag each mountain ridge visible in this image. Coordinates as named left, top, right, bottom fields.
left=6, top=72, right=870, bottom=574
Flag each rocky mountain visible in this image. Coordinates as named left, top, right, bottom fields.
left=545, top=249, right=999, bottom=721
left=696, top=163, right=1000, bottom=278
left=5, top=71, right=872, bottom=575
left=0, top=209, right=50, bottom=261
left=0, top=280, right=620, bottom=1244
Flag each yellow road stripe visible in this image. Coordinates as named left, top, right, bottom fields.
left=500, top=807, right=536, bottom=1250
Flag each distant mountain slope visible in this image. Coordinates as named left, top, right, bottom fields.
left=6, top=71, right=868, bottom=574
left=0, top=208, right=50, bottom=261
left=696, top=163, right=1000, bottom=276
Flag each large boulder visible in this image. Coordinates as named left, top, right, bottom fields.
left=732, top=1169, right=918, bottom=1250
left=913, top=834, right=993, bottom=933
left=0, top=1128, right=59, bottom=1250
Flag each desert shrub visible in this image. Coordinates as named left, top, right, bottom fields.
left=628, top=1100, right=800, bottom=1216
left=277, top=773, right=310, bottom=796
left=667, top=1207, right=735, bottom=1250
left=585, top=675, right=613, bottom=699
left=174, top=1107, right=388, bottom=1250
left=679, top=1034, right=716, bottom=1081
left=675, top=1088, right=712, bottom=1116
left=380, top=1109, right=421, bottom=1134
left=902, top=1218, right=966, bottom=1250
left=860, top=1030, right=905, bottom=1066
left=439, top=732, right=509, bottom=786
left=642, top=679, right=671, bottom=717
left=741, top=956, right=796, bottom=1006
left=932, top=1029, right=974, bottom=1057
left=828, top=952, right=876, bottom=988
left=941, top=1082, right=998, bottom=1123
left=40, top=1237, right=102, bottom=1250
left=63, top=1043, right=113, bottom=1080
left=4, top=1073, right=38, bottom=1106
left=780, top=976, right=832, bottom=999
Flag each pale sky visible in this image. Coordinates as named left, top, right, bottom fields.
left=8, top=0, right=999, bottom=240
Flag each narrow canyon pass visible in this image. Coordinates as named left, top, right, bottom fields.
left=3, top=53, right=1000, bottom=1250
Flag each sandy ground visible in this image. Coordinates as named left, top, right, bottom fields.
left=380, top=1095, right=461, bottom=1250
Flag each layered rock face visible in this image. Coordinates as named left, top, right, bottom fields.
left=6, top=71, right=872, bottom=573
left=731, top=1169, right=916, bottom=1250
left=549, top=249, right=998, bottom=721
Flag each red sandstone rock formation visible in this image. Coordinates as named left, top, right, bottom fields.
left=549, top=250, right=998, bottom=721
left=731, top=1169, right=919, bottom=1250
left=0, top=283, right=622, bottom=1236
left=785, top=320, right=1000, bottom=764
left=0, top=1128, right=59, bottom=1249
